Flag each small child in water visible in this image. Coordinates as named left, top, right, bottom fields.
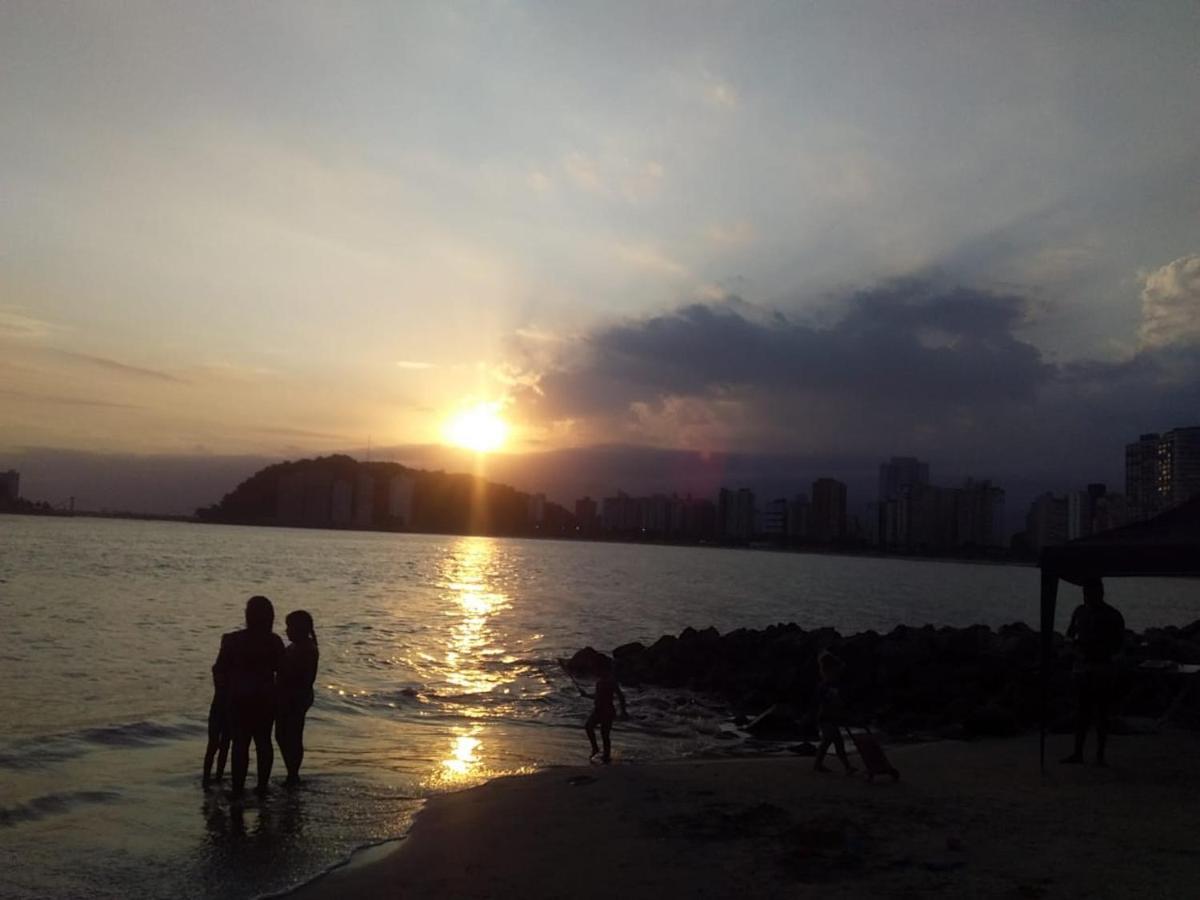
left=202, top=661, right=231, bottom=788
left=813, top=651, right=856, bottom=775
left=579, top=657, right=627, bottom=764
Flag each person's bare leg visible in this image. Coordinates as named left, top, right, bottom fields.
left=1061, top=679, right=1088, bottom=764
left=600, top=720, right=613, bottom=763
left=203, top=740, right=218, bottom=788
left=585, top=712, right=600, bottom=758
left=832, top=731, right=856, bottom=774
left=230, top=733, right=251, bottom=795
left=1095, top=685, right=1111, bottom=766
left=254, top=721, right=274, bottom=794
left=814, top=737, right=832, bottom=772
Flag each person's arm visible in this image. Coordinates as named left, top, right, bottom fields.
left=1066, top=607, right=1080, bottom=640
left=615, top=682, right=628, bottom=717
left=212, top=633, right=231, bottom=680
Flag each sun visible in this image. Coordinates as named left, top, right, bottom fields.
left=444, top=402, right=509, bottom=453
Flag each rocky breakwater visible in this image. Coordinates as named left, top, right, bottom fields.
left=564, top=621, right=1200, bottom=741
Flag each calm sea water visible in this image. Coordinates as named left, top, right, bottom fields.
left=2, top=514, right=1197, bottom=898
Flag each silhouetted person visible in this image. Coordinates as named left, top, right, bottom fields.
left=579, top=657, right=627, bottom=764
left=213, top=595, right=285, bottom=797
left=202, top=659, right=231, bottom=788
left=276, top=610, right=319, bottom=786
left=1061, top=579, right=1125, bottom=766
left=813, top=651, right=856, bottom=775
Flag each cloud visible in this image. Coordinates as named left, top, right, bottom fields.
left=613, top=241, right=688, bottom=278
left=1139, top=253, right=1200, bottom=349
left=258, top=426, right=349, bottom=441
left=0, top=308, right=66, bottom=340
left=705, top=221, right=756, bottom=247
left=0, top=388, right=142, bottom=409
left=395, top=360, right=435, bottom=370
left=563, top=152, right=606, bottom=194
left=40, top=348, right=187, bottom=383
left=505, top=279, right=1200, bottom=479
left=560, top=152, right=664, bottom=203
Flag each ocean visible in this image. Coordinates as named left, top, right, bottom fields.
left=1, top=514, right=1197, bottom=898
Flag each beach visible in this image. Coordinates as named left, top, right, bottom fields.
left=293, top=731, right=1200, bottom=899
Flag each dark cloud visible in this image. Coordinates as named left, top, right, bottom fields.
left=509, top=281, right=1200, bottom=510
left=516, top=283, right=1053, bottom=430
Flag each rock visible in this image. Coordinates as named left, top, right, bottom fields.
left=743, top=703, right=803, bottom=739
left=563, top=646, right=610, bottom=678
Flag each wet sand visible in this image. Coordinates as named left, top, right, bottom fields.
left=291, top=731, right=1200, bottom=899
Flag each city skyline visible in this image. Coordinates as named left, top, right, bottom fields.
left=8, top=420, right=1198, bottom=556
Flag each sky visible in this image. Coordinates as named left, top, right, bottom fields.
left=2, top=2, right=1199, bottom=514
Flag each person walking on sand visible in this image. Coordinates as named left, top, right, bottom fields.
left=1061, top=578, right=1125, bottom=767
left=276, top=610, right=319, bottom=787
left=813, top=651, right=856, bottom=775
left=213, top=595, right=286, bottom=797
left=579, top=656, right=627, bottom=764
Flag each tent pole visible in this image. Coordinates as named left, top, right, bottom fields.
left=1039, top=568, right=1059, bottom=773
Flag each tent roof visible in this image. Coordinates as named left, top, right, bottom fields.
left=1039, top=497, right=1200, bottom=581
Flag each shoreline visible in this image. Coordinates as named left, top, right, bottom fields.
left=287, top=731, right=1200, bottom=899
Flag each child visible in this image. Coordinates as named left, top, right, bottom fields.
left=579, top=656, right=627, bottom=764
left=202, top=660, right=231, bottom=789
left=813, top=651, right=856, bottom=775
left=276, top=610, right=319, bottom=786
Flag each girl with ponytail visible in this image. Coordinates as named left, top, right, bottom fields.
left=276, top=610, right=319, bottom=786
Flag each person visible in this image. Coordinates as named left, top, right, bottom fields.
left=201, top=658, right=231, bottom=789
left=579, top=656, right=627, bottom=764
left=1061, top=578, right=1125, bottom=766
left=276, top=610, right=319, bottom=786
left=212, top=595, right=286, bottom=797
left=813, top=651, right=856, bottom=775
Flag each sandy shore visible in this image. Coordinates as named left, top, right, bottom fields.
left=291, top=732, right=1200, bottom=899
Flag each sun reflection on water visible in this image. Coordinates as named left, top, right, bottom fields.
left=440, top=537, right=511, bottom=698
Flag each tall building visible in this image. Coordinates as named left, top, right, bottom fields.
left=574, top=497, right=598, bottom=533
left=1026, top=493, right=1068, bottom=553
left=1126, top=433, right=1161, bottom=520
left=1126, top=426, right=1200, bottom=520
left=387, top=474, right=416, bottom=527
left=0, top=470, right=19, bottom=502
left=717, top=487, right=755, bottom=542
left=1159, top=426, right=1200, bottom=509
left=788, top=493, right=811, bottom=541
left=1067, top=483, right=1108, bottom=540
left=761, top=497, right=789, bottom=539
left=811, top=478, right=847, bottom=541
left=528, top=492, right=546, bottom=526
left=878, top=457, right=930, bottom=502
left=955, top=479, right=1006, bottom=548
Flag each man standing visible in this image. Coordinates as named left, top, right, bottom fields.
left=1061, top=579, right=1125, bottom=766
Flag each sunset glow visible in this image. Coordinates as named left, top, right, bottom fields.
left=444, top=403, right=509, bottom=453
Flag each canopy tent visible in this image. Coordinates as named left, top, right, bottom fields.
left=1039, top=497, right=1200, bottom=769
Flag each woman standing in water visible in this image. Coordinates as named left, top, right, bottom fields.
left=276, top=610, right=319, bottom=786
left=213, top=595, right=286, bottom=798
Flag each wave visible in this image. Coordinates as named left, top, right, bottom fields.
left=0, top=719, right=204, bottom=770
left=0, top=790, right=122, bottom=828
